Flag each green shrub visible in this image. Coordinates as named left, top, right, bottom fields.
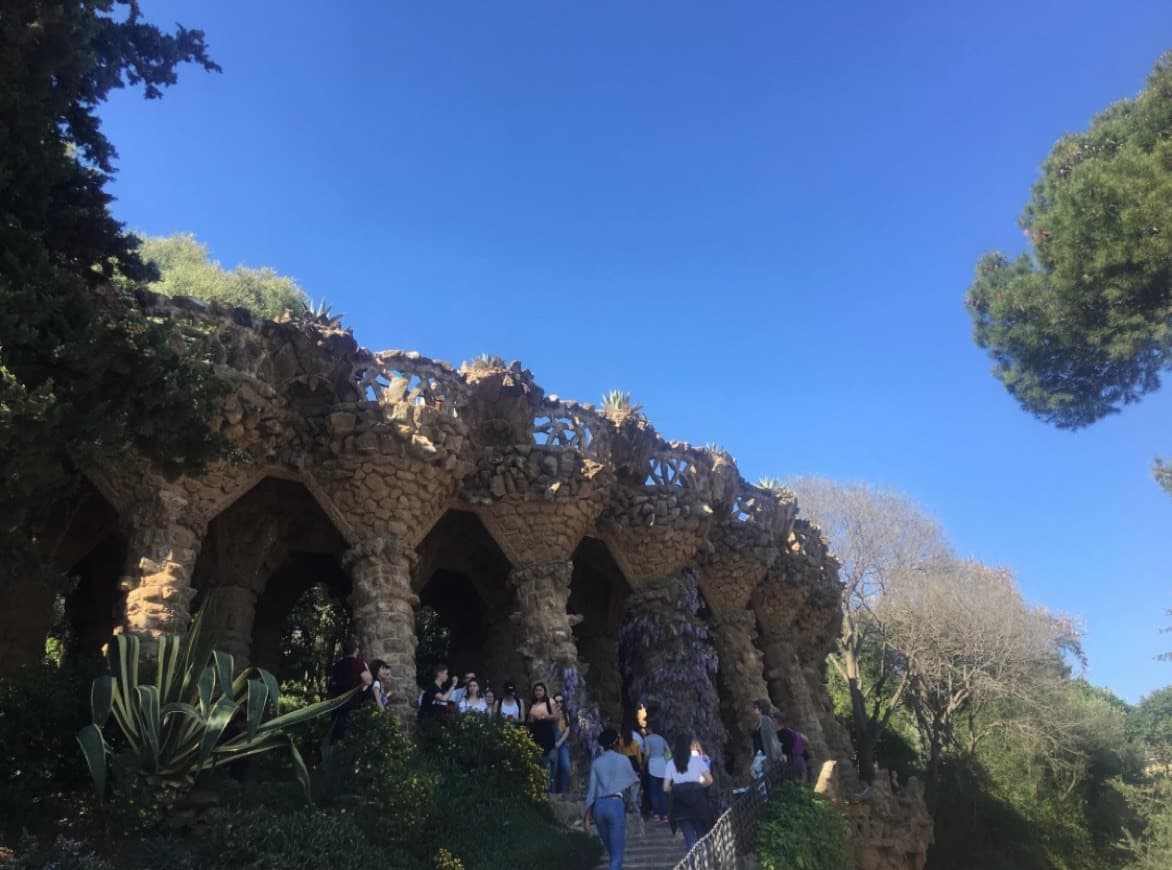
left=418, top=714, right=547, bottom=803
left=324, top=707, right=437, bottom=842
left=0, top=662, right=97, bottom=835
left=427, top=773, right=601, bottom=870
left=757, top=782, right=849, bottom=870
left=196, top=804, right=411, bottom=870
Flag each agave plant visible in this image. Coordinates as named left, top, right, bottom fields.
left=76, top=611, right=351, bottom=801
left=601, top=389, right=632, bottom=411
left=758, top=476, right=783, bottom=491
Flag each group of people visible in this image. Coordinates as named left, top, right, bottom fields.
left=585, top=702, right=812, bottom=870
left=324, top=642, right=576, bottom=794
left=750, top=697, right=813, bottom=784
left=416, top=662, right=574, bottom=794
left=585, top=718, right=717, bottom=870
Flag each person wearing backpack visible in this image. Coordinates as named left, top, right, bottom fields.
left=773, top=710, right=807, bottom=783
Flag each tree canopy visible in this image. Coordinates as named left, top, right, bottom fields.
left=965, top=52, right=1172, bottom=432
left=122, top=233, right=309, bottom=319
left=0, top=1, right=224, bottom=580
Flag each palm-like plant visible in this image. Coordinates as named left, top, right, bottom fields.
left=601, top=389, right=630, bottom=410
left=77, top=610, right=352, bottom=801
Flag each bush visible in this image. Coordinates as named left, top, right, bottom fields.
left=757, top=782, right=850, bottom=870
left=197, top=804, right=412, bottom=870
left=324, top=707, right=437, bottom=842
left=417, top=714, right=547, bottom=804
left=0, top=661, right=97, bottom=835
left=427, top=774, right=601, bottom=870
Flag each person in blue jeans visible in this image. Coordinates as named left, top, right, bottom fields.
left=585, top=728, right=639, bottom=870
left=552, top=692, right=572, bottom=793
left=643, top=719, right=671, bottom=821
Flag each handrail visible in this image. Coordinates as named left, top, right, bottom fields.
left=673, top=763, right=786, bottom=870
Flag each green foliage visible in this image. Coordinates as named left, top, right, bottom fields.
left=601, top=389, right=640, bottom=415
left=324, top=707, right=437, bottom=842
left=76, top=611, right=349, bottom=806
left=414, top=606, right=451, bottom=689
left=0, top=0, right=228, bottom=584
left=1129, top=686, right=1172, bottom=768
left=418, top=713, right=548, bottom=804
left=196, top=804, right=400, bottom=870
left=6, top=833, right=116, bottom=870
left=277, top=582, right=353, bottom=706
left=965, top=52, right=1172, bottom=493
left=122, top=234, right=309, bottom=320
left=966, top=52, right=1172, bottom=430
left=757, top=781, right=849, bottom=870
left=0, top=662, right=97, bottom=836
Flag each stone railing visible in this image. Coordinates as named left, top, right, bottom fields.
left=645, top=445, right=711, bottom=491
left=531, top=399, right=607, bottom=458
left=356, top=350, right=468, bottom=417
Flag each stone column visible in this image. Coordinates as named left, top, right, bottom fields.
left=344, top=536, right=419, bottom=722
left=507, top=559, right=581, bottom=689
left=0, top=576, right=56, bottom=671
left=620, top=570, right=726, bottom=768
left=118, top=489, right=205, bottom=649
left=710, top=607, right=771, bottom=774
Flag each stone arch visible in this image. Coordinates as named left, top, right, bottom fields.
left=190, top=477, right=348, bottom=664
left=413, top=510, right=521, bottom=691
left=0, top=478, right=125, bottom=669
left=569, top=537, right=631, bottom=725
left=250, top=552, right=353, bottom=687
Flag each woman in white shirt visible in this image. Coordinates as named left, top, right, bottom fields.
left=663, top=733, right=714, bottom=851
left=458, top=678, right=488, bottom=713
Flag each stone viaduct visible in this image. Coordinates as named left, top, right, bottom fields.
left=1, top=291, right=930, bottom=868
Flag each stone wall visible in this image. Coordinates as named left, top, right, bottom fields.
left=16, top=291, right=931, bottom=868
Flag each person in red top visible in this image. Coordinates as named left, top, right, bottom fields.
left=325, top=637, right=372, bottom=746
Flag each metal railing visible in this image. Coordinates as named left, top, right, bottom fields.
left=673, top=764, right=786, bottom=870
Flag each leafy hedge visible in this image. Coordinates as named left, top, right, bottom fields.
left=757, top=782, right=849, bottom=870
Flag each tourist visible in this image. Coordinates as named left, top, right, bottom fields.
left=528, top=682, right=560, bottom=789
left=773, top=710, right=807, bottom=783
left=751, top=699, right=784, bottom=772
left=497, top=681, right=525, bottom=723
left=483, top=687, right=497, bottom=714
left=450, top=670, right=476, bottom=705
left=368, top=658, right=391, bottom=712
left=584, top=728, right=640, bottom=870
left=616, top=714, right=644, bottom=815
left=552, top=691, right=572, bottom=794
left=458, top=677, right=488, bottom=713
left=664, top=732, right=715, bottom=852
left=325, top=637, right=372, bottom=746
left=418, top=662, right=458, bottom=721
left=643, top=719, right=671, bottom=822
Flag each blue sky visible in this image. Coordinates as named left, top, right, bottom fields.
left=101, top=1, right=1172, bottom=702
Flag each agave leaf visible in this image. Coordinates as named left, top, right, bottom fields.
left=287, top=735, right=312, bottom=801
left=213, top=650, right=234, bottom=697
left=258, top=668, right=280, bottom=715
left=91, top=674, right=114, bottom=726
left=257, top=688, right=353, bottom=734
left=76, top=724, right=108, bottom=799
left=155, top=634, right=182, bottom=702
left=114, top=634, right=140, bottom=738
left=198, top=696, right=239, bottom=765
left=246, top=678, right=268, bottom=740
left=178, top=608, right=213, bottom=700
left=197, top=665, right=215, bottom=716
left=136, top=685, right=161, bottom=773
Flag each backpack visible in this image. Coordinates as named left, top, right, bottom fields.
left=792, top=731, right=807, bottom=758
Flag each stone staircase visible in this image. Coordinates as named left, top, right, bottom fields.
left=594, top=816, right=689, bottom=869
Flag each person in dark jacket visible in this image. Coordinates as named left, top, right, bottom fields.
left=664, top=733, right=715, bottom=852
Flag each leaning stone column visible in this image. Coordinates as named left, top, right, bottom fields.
left=344, top=536, right=419, bottom=722
left=118, top=489, right=205, bottom=649
left=710, top=607, right=772, bottom=774
left=508, top=559, right=581, bottom=689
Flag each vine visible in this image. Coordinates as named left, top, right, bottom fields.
left=619, top=568, right=727, bottom=770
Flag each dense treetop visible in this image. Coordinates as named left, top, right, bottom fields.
left=124, top=233, right=310, bottom=319
left=966, top=52, right=1172, bottom=430
left=0, top=1, right=224, bottom=580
